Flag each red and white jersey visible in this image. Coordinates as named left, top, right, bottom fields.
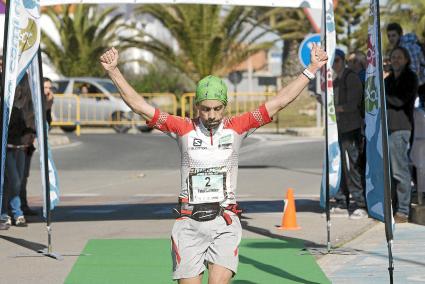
left=147, top=104, right=272, bottom=207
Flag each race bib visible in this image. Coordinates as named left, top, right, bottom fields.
left=188, top=168, right=227, bottom=204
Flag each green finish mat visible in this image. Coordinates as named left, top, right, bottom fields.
left=65, top=238, right=330, bottom=284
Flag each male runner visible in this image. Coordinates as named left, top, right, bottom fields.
left=100, top=44, right=327, bottom=284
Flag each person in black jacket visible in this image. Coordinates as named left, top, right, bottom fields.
left=385, top=46, right=418, bottom=223
left=19, top=77, right=54, bottom=216
left=332, top=49, right=367, bottom=219
left=0, top=73, right=35, bottom=227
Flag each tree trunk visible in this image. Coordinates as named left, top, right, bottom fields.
left=281, top=39, right=303, bottom=78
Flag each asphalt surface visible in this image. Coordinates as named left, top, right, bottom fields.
left=43, top=132, right=323, bottom=171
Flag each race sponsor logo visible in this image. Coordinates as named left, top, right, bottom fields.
left=189, top=137, right=207, bottom=150
left=218, top=134, right=233, bottom=149
left=193, top=138, right=202, bottom=147
left=365, top=34, right=379, bottom=116
left=327, top=95, right=337, bottom=123
left=365, top=76, right=379, bottom=115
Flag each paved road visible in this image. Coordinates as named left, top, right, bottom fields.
left=39, top=133, right=323, bottom=171
left=27, top=133, right=325, bottom=201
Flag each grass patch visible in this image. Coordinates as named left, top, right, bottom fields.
left=65, top=238, right=330, bottom=284
left=268, top=90, right=319, bottom=129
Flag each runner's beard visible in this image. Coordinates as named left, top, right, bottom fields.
left=206, top=120, right=220, bottom=130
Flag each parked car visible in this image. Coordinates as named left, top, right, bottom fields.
left=52, top=77, right=152, bottom=133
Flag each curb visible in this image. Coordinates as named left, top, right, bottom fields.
left=285, top=127, right=324, bottom=137
left=49, top=134, right=71, bottom=147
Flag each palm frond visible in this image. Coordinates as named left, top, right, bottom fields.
left=128, top=5, right=274, bottom=83
left=41, top=5, right=126, bottom=77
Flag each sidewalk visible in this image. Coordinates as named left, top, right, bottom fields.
left=318, top=222, right=425, bottom=283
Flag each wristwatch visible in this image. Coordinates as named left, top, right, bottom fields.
left=302, top=69, right=315, bottom=80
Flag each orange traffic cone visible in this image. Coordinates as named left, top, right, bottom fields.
left=278, top=188, right=301, bottom=230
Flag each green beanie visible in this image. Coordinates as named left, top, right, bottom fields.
left=195, top=75, right=228, bottom=105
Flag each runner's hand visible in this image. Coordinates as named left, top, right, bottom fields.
left=309, top=43, right=328, bottom=72
left=100, top=47, right=119, bottom=72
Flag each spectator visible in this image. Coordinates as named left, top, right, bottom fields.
left=1, top=73, right=35, bottom=227
left=80, top=84, right=89, bottom=95
left=332, top=48, right=367, bottom=219
left=385, top=46, right=418, bottom=223
left=386, top=23, right=425, bottom=103
left=347, top=51, right=367, bottom=85
left=347, top=51, right=368, bottom=191
left=44, top=77, right=54, bottom=128
left=19, top=77, right=55, bottom=217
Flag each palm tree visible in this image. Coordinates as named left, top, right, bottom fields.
left=334, top=0, right=367, bottom=53
left=384, top=0, right=425, bottom=42
left=259, top=8, right=312, bottom=78
left=42, top=5, right=125, bottom=77
left=126, top=5, right=274, bottom=83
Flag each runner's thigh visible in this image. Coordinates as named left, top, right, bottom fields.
left=171, top=218, right=211, bottom=280
left=206, top=215, right=242, bottom=274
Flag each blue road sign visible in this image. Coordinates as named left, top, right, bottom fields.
left=298, top=33, right=321, bottom=68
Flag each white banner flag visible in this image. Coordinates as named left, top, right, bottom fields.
left=28, top=55, right=60, bottom=217
left=320, top=0, right=341, bottom=208
left=1, top=0, right=41, bottom=214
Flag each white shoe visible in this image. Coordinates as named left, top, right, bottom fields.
left=1, top=215, right=12, bottom=226
left=349, top=208, right=368, bottom=220
left=14, top=216, right=27, bottom=227
left=322, top=207, right=349, bottom=218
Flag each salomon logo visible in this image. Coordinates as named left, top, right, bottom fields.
left=193, top=139, right=202, bottom=146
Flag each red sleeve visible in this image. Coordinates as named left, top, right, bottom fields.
left=224, top=104, right=272, bottom=134
left=147, top=109, right=194, bottom=136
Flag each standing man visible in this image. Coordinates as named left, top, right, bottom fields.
left=347, top=51, right=367, bottom=85
left=19, top=77, right=55, bottom=216
left=332, top=49, right=367, bottom=219
left=1, top=73, right=34, bottom=227
left=385, top=46, right=418, bottom=223
left=100, top=44, right=328, bottom=284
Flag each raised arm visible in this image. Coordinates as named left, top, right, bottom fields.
left=100, top=47, right=155, bottom=120
left=265, top=43, right=328, bottom=117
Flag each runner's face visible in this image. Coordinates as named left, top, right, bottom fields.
left=197, top=100, right=225, bottom=129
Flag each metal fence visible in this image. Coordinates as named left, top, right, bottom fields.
left=52, top=93, right=177, bottom=136
left=180, top=92, right=279, bottom=131
left=52, top=92, right=278, bottom=135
